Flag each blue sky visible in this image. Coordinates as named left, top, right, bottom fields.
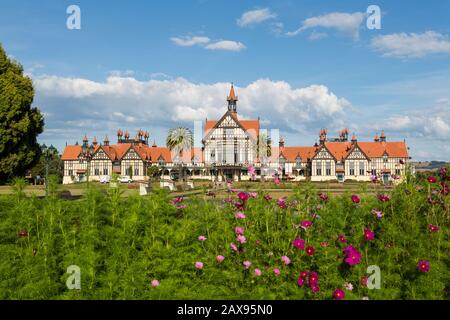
left=1, top=0, right=450, bottom=160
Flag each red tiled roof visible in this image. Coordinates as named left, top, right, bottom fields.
left=322, top=142, right=353, bottom=160
left=358, top=142, right=408, bottom=158
left=280, top=147, right=317, bottom=162
left=61, top=145, right=82, bottom=160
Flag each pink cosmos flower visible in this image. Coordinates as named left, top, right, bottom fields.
left=243, top=260, right=251, bottom=269
left=264, top=195, right=272, bottom=201
left=292, top=238, right=305, bottom=250
left=216, top=255, right=225, bottom=263
left=364, top=228, right=375, bottom=241
left=273, top=268, right=280, bottom=276
left=234, top=227, right=244, bottom=235
left=427, top=176, right=437, bottom=183
left=198, top=235, right=207, bottom=241
left=428, top=224, right=439, bottom=233
left=254, top=268, right=262, bottom=276
left=344, top=282, right=353, bottom=291
left=230, top=243, right=238, bottom=252
left=176, top=205, right=187, bottom=210
left=371, top=209, right=383, bottom=219
left=351, top=194, right=361, bottom=203
left=195, top=261, right=203, bottom=269
left=151, top=279, right=160, bottom=287
left=248, top=192, right=257, bottom=198
left=238, top=192, right=249, bottom=202
left=338, top=234, right=347, bottom=243
left=305, top=246, right=315, bottom=256
left=237, top=235, right=247, bottom=244
left=417, top=260, right=430, bottom=273
left=377, top=194, right=390, bottom=202
left=235, top=212, right=246, bottom=219
left=281, top=255, right=291, bottom=265
left=333, top=288, right=345, bottom=300
left=360, top=276, right=368, bottom=287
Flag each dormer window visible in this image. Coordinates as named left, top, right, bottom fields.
left=158, top=156, right=165, bottom=166
left=295, top=156, right=302, bottom=166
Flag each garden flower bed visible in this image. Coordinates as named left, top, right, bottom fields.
left=0, top=169, right=449, bottom=299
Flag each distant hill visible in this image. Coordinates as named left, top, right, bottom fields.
left=412, top=161, right=449, bottom=171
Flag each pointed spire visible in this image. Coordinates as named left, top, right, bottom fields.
left=351, top=133, right=357, bottom=142
left=152, top=140, right=157, bottom=147
left=227, top=83, right=238, bottom=112
left=104, top=135, right=109, bottom=146
left=92, top=136, right=98, bottom=145
left=380, top=130, right=386, bottom=142
left=83, top=134, right=88, bottom=142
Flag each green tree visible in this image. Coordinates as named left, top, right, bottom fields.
left=0, top=44, right=44, bottom=183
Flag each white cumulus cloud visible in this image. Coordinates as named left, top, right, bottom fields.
left=171, top=35, right=246, bottom=51
left=371, top=31, right=450, bottom=58
left=287, top=12, right=365, bottom=40
left=237, top=8, right=277, bottom=27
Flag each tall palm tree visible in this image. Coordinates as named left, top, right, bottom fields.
left=166, top=127, right=193, bottom=182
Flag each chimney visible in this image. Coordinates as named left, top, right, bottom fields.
left=380, top=130, right=386, bottom=142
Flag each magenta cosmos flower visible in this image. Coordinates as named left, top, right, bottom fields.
left=292, top=238, right=305, bottom=250
left=264, top=195, right=272, bottom=201
left=151, top=279, right=160, bottom=287
left=351, top=194, right=361, bottom=203
left=427, top=176, right=437, bottom=183
left=318, top=192, right=329, bottom=202
left=254, top=268, right=262, bottom=276
left=417, top=260, right=430, bottom=273
left=364, top=228, right=375, bottom=241
left=198, top=235, right=207, bottom=241
left=297, top=277, right=305, bottom=287
left=428, top=224, right=439, bottom=233
left=235, top=212, right=246, bottom=219
left=238, top=192, right=249, bottom=202
left=195, top=261, right=203, bottom=269
left=301, top=220, right=313, bottom=229
left=338, top=234, right=348, bottom=243
left=343, top=245, right=362, bottom=266
left=281, top=255, right=291, bottom=265
left=377, top=194, right=390, bottom=202
left=243, top=260, right=252, bottom=269
left=277, top=197, right=287, bottom=209
left=333, top=288, right=345, bottom=300
left=216, top=255, right=225, bottom=263
left=309, top=271, right=319, bottom=287
left=305, top=246, right=315, bottom=256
